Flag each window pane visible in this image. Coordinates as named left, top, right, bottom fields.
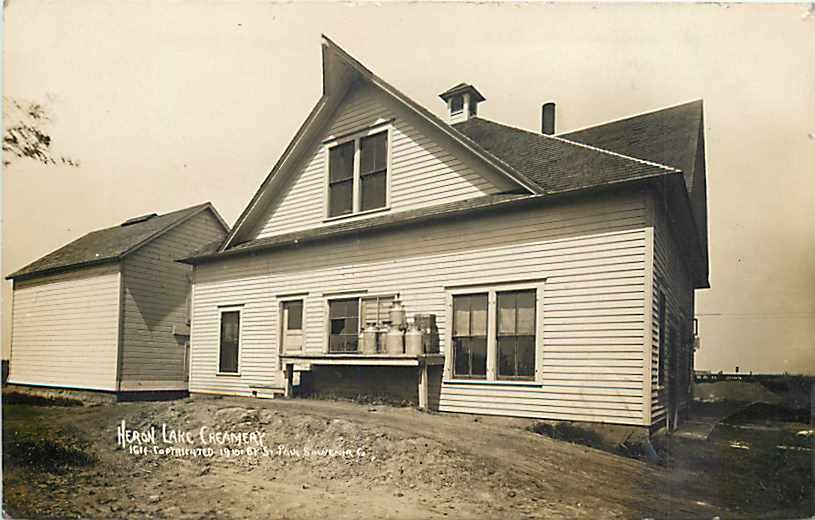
left=471, top=337, right=487, bottom=376
left=517, top=336, right=535, bottom=378
left=497, top=292, right=516, bottom=335
left=360, top=132, right=387, bottom=175
left=361, top=171, right=386, bottom=211
left=330, top=318, right=345, bottom=335
left=285, top=301, right=303, bottom=330
left=470, top=295, right=488, bottom=336
left=362, top=295, right=394, bottom=325
left=497, top=337, right=516, bottom=377
left=344, top=317, right=359, bottom=335
left=516, top=290, right=536, bottom=335
left=451, top=95, right=464, bottom=112
left=329, top=334, right=343, bottom=352
left=329, top=142, right=354, bottom=182
left=452, top=296, right=470, bottom=337
left=329, top=179, right=353, bottom=217
left=453, top=338, right=469, bottom=376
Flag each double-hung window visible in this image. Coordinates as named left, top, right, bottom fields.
left=326, top=128, right=389, bottom=218
left=218, top=308, right=241, bottom=374
left=449, top=284, right=540, bottom=382
left=327, top=294, right=395, bottom=353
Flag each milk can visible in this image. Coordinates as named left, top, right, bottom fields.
left=389, top=298, right=406, bottom=330
left=385, top=325, right=404, bottom=354
left=404, top=321, right=424, bottom=355
left=362, top=323, right=378, bottom=354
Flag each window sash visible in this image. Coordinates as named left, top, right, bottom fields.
left=328, top=297, right=360, bottom=353
left=360, top=171, right=386, bottom=212
left=496, top=289, right=536, bottom=380
left=361, top=295, right=395, bottom=325
left=219, top=310, right=240, bottom=373
left=452, top=293, right=488, bottom=378
left=328, top=141, right=354, bottom=183
left=328, top=179, right=353, bottom=217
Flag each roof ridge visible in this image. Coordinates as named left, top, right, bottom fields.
left=6, top=201, right=220, bottom=280
left=466, top=117, right=681, bottom=174
left=544, top=134, right=681, bottom=174
left=92, top=201, right=212, bottom=233
left=558, top=99, right=703, bottom=137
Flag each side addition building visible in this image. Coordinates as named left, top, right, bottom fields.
left=6, top=202, right=228, bottom=398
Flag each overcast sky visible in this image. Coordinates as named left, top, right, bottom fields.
left=3, top=2, right=813, bottom=374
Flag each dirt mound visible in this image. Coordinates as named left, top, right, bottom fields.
left=129, top=400, right=510, bottom=499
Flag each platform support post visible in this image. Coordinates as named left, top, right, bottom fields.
left=284, top=363, right=294, bottom=398
left=418, top=360, right=429, bottom=410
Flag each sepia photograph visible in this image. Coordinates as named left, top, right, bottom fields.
left=2, top=2, right=813, bottom=519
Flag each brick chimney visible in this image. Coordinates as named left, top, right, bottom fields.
left=439, top=83, right=485, bottom=124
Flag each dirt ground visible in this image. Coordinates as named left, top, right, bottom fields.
left=2, top=389, right=813, bottom=520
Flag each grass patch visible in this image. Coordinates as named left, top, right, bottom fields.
left=3, top=391, right=83, bottom=407
left=528, top=421, right=604, bottom=449
left=3, top=429, right=95, bottom=473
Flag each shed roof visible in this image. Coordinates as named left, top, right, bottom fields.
left=7, top=202, right=226, bottom=281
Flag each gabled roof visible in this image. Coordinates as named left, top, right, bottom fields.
left=452, top=117, right=680, bottom=194
left=560, top=100, right=704, bottom=193
left=220, top=35, right=545, bottom=250
left=221, top=35, right=682, bottom=250
left=7, top=202, right=228, bottom=281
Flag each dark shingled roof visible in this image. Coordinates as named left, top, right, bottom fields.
left=451, top=117, right=679, bottom=194
left=560, top=100, right=704, bottom=192
left=8, top=202, right=217, bottom=280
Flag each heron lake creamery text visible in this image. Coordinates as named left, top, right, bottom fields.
left=116, top=420, right=267, bottom=449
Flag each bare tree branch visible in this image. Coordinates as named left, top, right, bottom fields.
left=3, top=97, right=79, bottom=168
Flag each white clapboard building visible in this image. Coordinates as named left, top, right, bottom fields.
left=6, top=202, right=228, bottom=398
left=181, top=37, right=708, bottom=430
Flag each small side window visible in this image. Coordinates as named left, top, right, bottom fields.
left=219, top=310, right=240, bottom=374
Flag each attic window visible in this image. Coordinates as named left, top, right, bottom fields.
left=326, top=127, right=390, bottom=219
left=121, top=213, right=157, bottom=226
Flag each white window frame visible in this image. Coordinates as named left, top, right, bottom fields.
left=217, top=306, right=243, bottom=376
left=444, top=281, right=544, bottom=385
left=323, top=123, right=392, bottom=221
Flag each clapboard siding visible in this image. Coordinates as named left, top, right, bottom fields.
left=650, top=195, right=695, bottom=426
left=247, top=83, right=508, bottom=241
left=191, top=192, right=650, bottom=425
left=120, top=211, right=226, bottom=391
left=9, top=264, right=121, bottom=391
